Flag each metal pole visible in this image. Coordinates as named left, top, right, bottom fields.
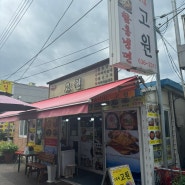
left=181, top=14, right=185, bottom=42
left=152, top=0, right=168, bottom=167
left=171, top=0, right=185, bottom=97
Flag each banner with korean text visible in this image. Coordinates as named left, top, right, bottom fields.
left=108, top=0, right=157, bottom=75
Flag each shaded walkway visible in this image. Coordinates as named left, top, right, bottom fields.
left=0, top=163, right=72, bottom=185
left=61, top=169, right=103, bottom=185
left=0, top=163, right=104, bottom=185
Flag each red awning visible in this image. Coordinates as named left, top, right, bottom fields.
left=32, top=76, right=137, bottom=109
left=0, top=76, right=138, bottom=121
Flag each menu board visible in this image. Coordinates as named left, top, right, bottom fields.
left=0, top=122, right=14, bottom=137
left=44, top=117, right=58, bottom=146
left=28, top=119, right=36, bottom=145
left=105, top=110, right=140, bottom=175
left=147, top=104, right=161, bottom=145
left=153, top=144, right=162, bottom=163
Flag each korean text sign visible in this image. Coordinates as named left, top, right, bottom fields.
left=108, top=0, right=157, bottom=74
left=109, top=165, right=135, bottom=185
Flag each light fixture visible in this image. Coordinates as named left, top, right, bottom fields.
left=65, top=118, right=69, bottom=122
left=101, top=102, right=107, bottom=106
left=90, top=117, right=94, bottom=121
left=77, top=117, right=81, bottom=121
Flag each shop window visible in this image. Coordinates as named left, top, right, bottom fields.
left=69, top=117, right=78, bottom=136
left=79, top=115, right=104, bottom=171
left=19, top=120, right=27, bottom=138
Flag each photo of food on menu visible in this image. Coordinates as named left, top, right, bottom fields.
left=105, top=110, right=140, bottom=173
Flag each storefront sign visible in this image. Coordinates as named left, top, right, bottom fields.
left=92, top=89, right=135, bottom=103
left=95, top=64, right=115, bottom=86
left=64, top=77, right=82, bottom=93
left=108, top=0, right=157, bottom=74
left=89, top=96, right=144, bottom=112
left=109, top=165, right=135, bottom=185
left=101, top=165, right=135, bottom=185
left=0, top=80, right=13, bottom=94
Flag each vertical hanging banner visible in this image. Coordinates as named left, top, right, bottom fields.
left=108, top=0, right=157, bottom=75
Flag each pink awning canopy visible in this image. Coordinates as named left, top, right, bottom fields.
left=0, top=76, right=138, bottom=122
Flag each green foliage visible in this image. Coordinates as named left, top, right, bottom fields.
left=0, top=141, right=18, bottom=153
left=172, top=174, right=185, bottom=185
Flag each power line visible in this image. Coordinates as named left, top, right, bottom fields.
left=19, top=0, right=74, bottom=79
left=157, top=3, right=185, bottom=31
left=0, top=0, right=27, bottom=44
left=33, top=39, right=108, bottom=68
left=30, top=0, right=104, bottom=61
left=14, top=46, right=108, bottom=82
left=5, top=0, right=104, bottom=80
left=158, top=31, right=181, bottom=80
left=0, top=39, right=108, bottom=79
left=0, top=0, right=33, bottom=50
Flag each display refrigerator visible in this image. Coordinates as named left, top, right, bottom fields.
left=60, top=149, right=75, bottom=177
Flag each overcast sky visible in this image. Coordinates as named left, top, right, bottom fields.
left=0, top=0, right=185, bottom=86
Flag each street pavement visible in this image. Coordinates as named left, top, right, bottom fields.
left=0, top=163, right=76, bottom=185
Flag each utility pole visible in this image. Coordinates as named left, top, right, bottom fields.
left=171, top=0, right=185, bottom=97
left=152, top=0, right=168, bottom=168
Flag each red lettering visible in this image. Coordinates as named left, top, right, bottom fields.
left=139, top=0, right=146, bottom=6
left=138, top=58, right=156, bottom=69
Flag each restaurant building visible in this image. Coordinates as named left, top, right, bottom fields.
left=0, top=59, right=184, bottom=185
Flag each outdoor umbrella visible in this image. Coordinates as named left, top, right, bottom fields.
left=0, top=95, right=36, bottom=113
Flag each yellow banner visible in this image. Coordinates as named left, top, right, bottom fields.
left=109, top=165, right=135, bottom=185
left=0, top=80, right=13, bottom=94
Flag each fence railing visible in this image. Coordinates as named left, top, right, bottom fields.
left=154, top=167, right=185, bottom=185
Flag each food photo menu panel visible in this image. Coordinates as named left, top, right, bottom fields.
left=105, top=110, right=141, bottom=174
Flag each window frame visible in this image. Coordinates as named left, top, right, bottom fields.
left=19, top=120, right=27, bottom=138
left=163, top=108, right=174, bottom=164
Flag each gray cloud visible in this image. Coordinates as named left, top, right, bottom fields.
left=0, top=0, right=184, bottom=86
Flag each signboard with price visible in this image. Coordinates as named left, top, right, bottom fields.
left=101, top=165, right=135, bottom=185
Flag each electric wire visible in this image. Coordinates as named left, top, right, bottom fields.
left=19, top=0, right=74, bottom=80
left=156, top=0, right=185, bottom=36
left=0, top=0, right=33, bottom=50
left=5, top=0, right=104, bottom=81
left=34, top=39, right=108, bottom=68
left=0, top=39, right=108, bottom=79
left=159, top=31, right=181, bottom=80
left=2, top=0, right=183, bottom=83
left=14, top=46, right=108, bottom=82
left=160, top=35, right=177, bottom=53
left=0, top=0, right=26, bottom=43
left=157, top=4, right=185, bottom=31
